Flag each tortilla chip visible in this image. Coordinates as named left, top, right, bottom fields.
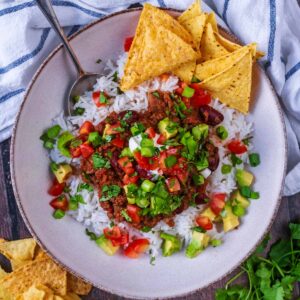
left=200, top=23, right=229, bottom=61
left=178, top=0, right=202, bottom=24
left=20, top=284, right=54, bottom=300
left=212, top=23, right=264, bottom=59
left=121, top=25, right=197, bottom=90
left=199, top=51, right=253, bottom=113
left=141, top=4, right=196, bottom=47
left=180, top=13, right=206, bottom=47
left=195, top=44, right=255, bottom=80
left=0, top=258, right=67, bottom=298
left=173, top=60, right=197, bottom=83
left=58, top=293, right=81, bottom=300
left=34, top=245, right=50, bottom=261
left=0, top=238, right=36, bottom=270
left=67, top=273, right=92, bottom=296
left=205, top=12, right=218, bottom=32
left=0, top=265, right=7, bottom=280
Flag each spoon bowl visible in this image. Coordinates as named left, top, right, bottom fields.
left=36, top=0, right=101, bottom=116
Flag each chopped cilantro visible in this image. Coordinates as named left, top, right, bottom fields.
left=92, top=153, right=111, bottom=169
left=100, top=185, right=121, bottom=201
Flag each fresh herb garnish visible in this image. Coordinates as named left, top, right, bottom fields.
left=131, top=123, right=145, bottom=136
left=99, top=92, right=108, bottom=104
left=73, top=107, right=85, bottom=116
left=92, top=153, right=111, bottom=169
left=50, top=161, right=59, bottom=172
left=216, top=126, right=228, bottom=140
left=100, top=185, right=121, bottom=201
left=215, top=222, right=300, bottom=300
left=77, top=183, right=94, bottom=192
left=85, top=228, right=98, bottom=240
left=112, top=71, right=118, bottom=82
left=96, top=58, right=102, bottom=64
left=164, top=155, right=177, bottom=168
left=231, top=153, right=243, bottom=166
left=191, top=75, right=201, bottom=83
left=221, top=164, right=232, bottom=174
left=152, top=91, right=160, bottom=98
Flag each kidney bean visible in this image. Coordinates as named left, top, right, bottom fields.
left=199, top=105, right=224, bottom=126
left=110, top=150, right=124, bottom=177
left=194, top=193, right=209, bottom=205
left=204, top=142, right=220, bottom=171
left=136, top=165, right=152, bottom=180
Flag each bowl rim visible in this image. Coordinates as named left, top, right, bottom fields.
left=10, top=7, right=287, bottom=299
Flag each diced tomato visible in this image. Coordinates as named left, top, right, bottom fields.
left=79, top=143, right=94, bottom=158
left=145, top=127, right=156, bottom=139
left=175, top=81, right=187, bottom=95
left=210, top=193, right=226, bottom=215
left=227, top=140, right=247, bottom=154
left=157, top=134, right=166, bottom=145
left=127, top=204, right=141, bottom=223
left=123, top=174, right=139, bottom=185
left=50, top=195, right=68, bottom=211
left=133, top=151, right=158, bottom=170
left=79, top=121, right=94, bottom=135
left=196, top=216, right=213, bottom=230
left=104, top=226, right=129, bottom=247
left=92, top=91, right=108, bottom=108
left=176, top=169, right=189, bottom=184
left=70, top=146, right=81, bottom=158
left=48, top=180, right=65, bottom=197
left=111, top=136, right=124, bottom=148
left=124, top=36, right=134, bottom=52
left=105, top=122, right=121, bottom=135
left=189, top=84, right=211, bottom=107
left=166, top=177, right=181, bottom=192
left=118, top=157, right=134, bottom=175
left=124, top=238, right=150, bottom=258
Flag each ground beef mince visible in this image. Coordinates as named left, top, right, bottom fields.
left=76, top=87, right=224, bottom=230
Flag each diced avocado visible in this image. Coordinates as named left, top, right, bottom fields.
left=185, top=231, right=210, bottom=258
left=235, top=169, right=254, bottom=187
left=158, top=118, right=178, bottom=139
left=53, top=164, right=72, bottom=183
left=192, top=124, right=209, bottom=141
left=231, top=190, right=250, bottom=208
left=160, top=233, right=181, bottom=256
left=57, top=131, right=74, bottom=157
left=200, top=207, right=217, bottom=221
left=96, top=235, right=119, bottom=256
left=124, top=185, right=136, bottom=204
left=223, top=205, right=240, bottom=232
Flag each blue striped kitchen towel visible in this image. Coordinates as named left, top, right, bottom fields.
left=0, top=0, right=300, bottom=196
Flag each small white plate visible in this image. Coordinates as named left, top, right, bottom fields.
left=11, top=8, right=286, bottom=299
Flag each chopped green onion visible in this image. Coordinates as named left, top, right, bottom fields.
left=192, top=226, right=206, bottom=233
left=46, top=125, right=61, bottom=139
left=141, top=180, right=155, bottom=192
left=152, top=91, right=160, bottom=98
left=232, top=205, right=246, bottom=217
left=182, top=86, right=195, bottom=98
left=192, top=174, right=205, bottom=186
left=43, top=139, right=54, bottom=149
left=216, top=126, right=228, bottom=140
left=250, top=191, right=260, bottom=199
left=69, top=201, right=79, bottom=211
left=120, top=147, right=133, bottom=157
left=88, top=132, right=102, bottom=147
left=99, top=93, right=108, bottom=104
left=191, top=75, right=201, bottom=83
left=121, top=210, right=132, bottom=222
left=192, top=124, right=209, bottom=141
left=221, top=164, right=232, bottom=174
left=239, top=186, right=251, bottom=198
left=141, top=147, right=155, bottom=157
left=164, top=155, right=177, bottom=168
left=53, top=209, right=65, bottom=219
left=249, top=153, right=260, bottom=167
left=72, top=95, right=80, bottom=103
left=141, top=138, right=154, bottom=148
left=50, top=162, right=59, bottom=172
left=211, top=239, right=222, bottom=247
left=136, top=198, right=150, bottom=208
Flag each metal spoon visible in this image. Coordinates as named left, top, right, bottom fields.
left=36, top=0, right=100, bottom=115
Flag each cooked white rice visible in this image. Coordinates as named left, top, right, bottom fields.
left=49, top=54, right=254, bottom=260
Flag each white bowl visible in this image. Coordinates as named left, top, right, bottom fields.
left=11, top=8, right=286, bottom=299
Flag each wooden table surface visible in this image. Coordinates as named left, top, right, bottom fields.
left=1, top=138, right=300, bottom=299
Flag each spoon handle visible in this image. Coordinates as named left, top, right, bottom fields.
left=36, top=0, right=85, bottom=76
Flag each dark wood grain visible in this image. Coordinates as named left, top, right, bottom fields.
left=1, top=138, right=300, bottom=299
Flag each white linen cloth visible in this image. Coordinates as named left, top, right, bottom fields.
left=0, top=0, right=299, bottom=196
